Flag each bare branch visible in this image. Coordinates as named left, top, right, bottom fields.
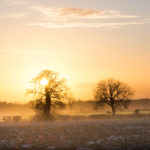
left=94, top=78, right=134, bottom=115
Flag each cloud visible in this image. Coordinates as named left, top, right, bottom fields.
left=32, top=7, right=138, bottom=19
left=27, top=6, right=146, bottom=28
left=28, top=21, right=145, bottom=28
left=0, top=0, right=29, bottom=19
left=0, top=0, right=148, bottom=28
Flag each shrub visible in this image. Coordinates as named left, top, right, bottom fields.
left=134, top=109, right=140, bottom=115
left=106, top=111, right=112, bottom=115
left=13, top=115, right=21, bottom=122
left=2, top=116, right=12, bottom=122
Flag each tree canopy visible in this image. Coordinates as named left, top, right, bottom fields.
left=27, top=69, right=72, bottom=120
left=94, top=78, right=134, bottom=115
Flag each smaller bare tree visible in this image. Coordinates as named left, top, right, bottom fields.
left=94, top=78, right=134, bottom=115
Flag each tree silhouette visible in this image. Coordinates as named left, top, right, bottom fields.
left=94, top=78, right=134, bottom=115
left=27, top=70, right=71, bottom=120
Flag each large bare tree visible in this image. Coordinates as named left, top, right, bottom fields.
left=94, top=78, right=134, bottom=115
left=27, top=70, right=71, bottom=120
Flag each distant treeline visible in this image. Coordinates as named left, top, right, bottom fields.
left=0, top=98, right=150, bottom=112
left=129, top=98, right=150, bottom=110
left=0, top=101, right=29, bottom=110
left=67, top=98, right=150, bottom=113
left=0, top=102, right=34, bottom=118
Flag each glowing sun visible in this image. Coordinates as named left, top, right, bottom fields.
left=40, top=78, right=48, bottom=85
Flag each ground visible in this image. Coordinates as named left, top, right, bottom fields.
left=0, top=118, right=150, bottom=150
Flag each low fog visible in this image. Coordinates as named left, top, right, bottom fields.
left=1, top=99, right=150, bottom=121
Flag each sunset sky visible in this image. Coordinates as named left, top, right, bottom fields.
left=0, top=0, right=150, bottom=103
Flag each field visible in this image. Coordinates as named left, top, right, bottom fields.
left=0, top=118, right=150, bottom=150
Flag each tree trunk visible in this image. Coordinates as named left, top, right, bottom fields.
left=112, top=105, right=116, bottom=116
left=44, top=87, right=51, bottom=120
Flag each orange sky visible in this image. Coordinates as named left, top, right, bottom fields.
left=0, top=0, right=150, bottom=102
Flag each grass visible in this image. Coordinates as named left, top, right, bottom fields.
left=0, top=118, right=150, bottom=150
left=61, top=109, right=150, bottom=116
left=1, top=110, right=150, bottom=122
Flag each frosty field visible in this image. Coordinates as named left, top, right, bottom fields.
left=0, top=119, right=150, bottom=150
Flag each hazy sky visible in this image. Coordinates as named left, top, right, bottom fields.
left=0, top=0, right=150, bottom=102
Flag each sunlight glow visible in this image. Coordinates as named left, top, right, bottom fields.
left=40, top=78, right=48, bottom=86
left=59, top=75, right=69, bottom=80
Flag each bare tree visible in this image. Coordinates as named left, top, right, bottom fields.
left=94, top=78, right=134, bottom=115
left=27, top=70, right=71, bottom=120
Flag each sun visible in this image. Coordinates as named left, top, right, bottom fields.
left=40, top=78, right=48, bottom=85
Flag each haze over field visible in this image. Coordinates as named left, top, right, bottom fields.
left=0, top=0, right=150, bottom=102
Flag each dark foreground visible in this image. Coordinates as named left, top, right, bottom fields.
left=0, top=119, right=150, bottom=150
